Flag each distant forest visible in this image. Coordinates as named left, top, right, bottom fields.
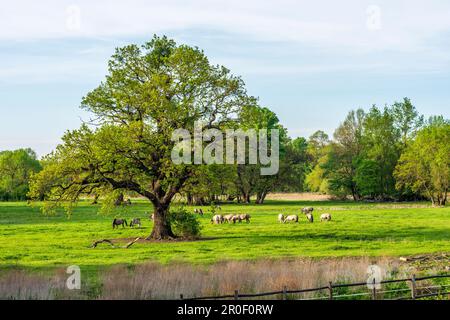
left=1, top=98, right=448, bottom=206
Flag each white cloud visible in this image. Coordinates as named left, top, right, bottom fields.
left=1, top=0, right=450, bottom=84
left=1, top=0, right=450, bottom=52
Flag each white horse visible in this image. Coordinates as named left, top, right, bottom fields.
left=238, top=214, right=250, bottom=223
left=284, top=215, right=298, bottom=223
left=211, top=214, right=223, bottom=224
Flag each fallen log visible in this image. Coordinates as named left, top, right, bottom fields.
left=90, top=237, right=141, bottom=249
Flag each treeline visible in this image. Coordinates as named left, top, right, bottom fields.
left=0, top=148, right=41, bottom=201
left=0, top=98, right=448, bottom=205
left=181, top=98, right=449, bottom=205
left=305, top=98, right=449, bottom=205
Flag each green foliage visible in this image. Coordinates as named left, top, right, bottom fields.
left=323, top=109, right=365, bottom=200
left=354, top=159, right=381, bottom=198
left=233, top=104, right=303, bottom=203
left=0, top=148, right=41, bottom=201
left=305, top=154, right=329, bottom=194
left=168, top=207, right=202, bottom=238
left=279, top=138, right=310, bottom=192
left=316, top=99, right=432, bottom=201
left=392, top=97, right=424, bottom=145
left=360, top=106, right=401, bottom=198
left=394, top=120, right=450, bottom=205
left=307, top=130, right=330, bottom=163
left=28, top=35, right=254, bottom=238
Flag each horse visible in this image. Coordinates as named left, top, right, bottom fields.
left=194, top=208, right=204, bottom=215
left=211, top=215, right=223, bottom=224
left=130, top=218, right=141, bottom=228
left=238, top=214, right=250, bottom=223
left=223, top=214, right=234, bottom=223
left=284, top=215, right=298, bottom=223
left=301, top=207, right=314, bottom=214
left=112, top=218, right=128, bottom=229
left=320, top=213, right=332, bottom=221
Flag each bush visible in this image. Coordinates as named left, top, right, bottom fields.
left=168, top=207, right=202, bottom=239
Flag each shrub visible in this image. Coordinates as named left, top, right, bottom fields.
left=169, top=207, right=202, bottom=239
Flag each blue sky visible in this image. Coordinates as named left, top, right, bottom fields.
left=1, top=0, right=449, bottom=157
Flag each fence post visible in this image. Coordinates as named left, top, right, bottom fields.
left=234, top=290, right=239, bottom=300
left=282, top=286, right=287, bottom=300
left=411, top=275, right=417, bottom=300
left=372, top=277, right=377, bottom=300
left=328, top=281, right=333, bottom=300
left=180, top=294, right=184, bottom=300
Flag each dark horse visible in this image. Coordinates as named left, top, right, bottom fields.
left=112, top=218, right=128, bottom=229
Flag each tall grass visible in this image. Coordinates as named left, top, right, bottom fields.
left=1, top=257, right=403, bottom=299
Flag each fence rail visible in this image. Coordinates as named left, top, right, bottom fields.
left=180, top=273, right=450, bottom=301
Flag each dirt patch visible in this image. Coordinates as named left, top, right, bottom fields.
left=266, top=193, right=333, bottom=201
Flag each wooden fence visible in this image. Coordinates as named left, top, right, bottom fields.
left=179, top=274, right=450, bottom=300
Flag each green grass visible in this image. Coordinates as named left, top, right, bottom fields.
left=0, top=200, right=449, bottom=271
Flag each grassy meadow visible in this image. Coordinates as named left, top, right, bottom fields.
left=1, top=199, right=449, bottom=271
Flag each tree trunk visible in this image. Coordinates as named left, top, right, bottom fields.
left=444, top=190, right=448, bottom=206
left=147, top=205, right=175, bottom=240
left=256, top=191, right=267, bottom=204
left=186, top=193, right=193, bottom=205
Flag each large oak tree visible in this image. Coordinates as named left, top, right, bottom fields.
left=29, top=36, right=253, bottom=239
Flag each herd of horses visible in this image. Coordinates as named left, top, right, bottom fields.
left=112, top=218, right=141, bottom=229
left=210, top=207, right=331, bottom=225
left=277, top=207, right=332, bottom=223
left=111, top=206, right=332, bottom=229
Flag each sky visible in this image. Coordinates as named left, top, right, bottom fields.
left=1, top=0, right=449, bottom=157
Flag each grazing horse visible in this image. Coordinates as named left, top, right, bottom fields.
left=194, top=208, right=204, bottom=215
left=223, top=214, right=234, bottom=223
left=284, top=215, right=298, bottom=223
left=231, top=215, right=241, bottom=223
left=238, top=214, right=250, bottom=223
left=211, top=214, right=223, bottom=224
left=301, top=207, right=314, bottom=214
left=112, top=218, right=128, bottom=229
left=130, top=218, right=141, bottom=228
left=320, top=213, right=332, bottom=221
left=305, top=213, right=314, bottom=223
